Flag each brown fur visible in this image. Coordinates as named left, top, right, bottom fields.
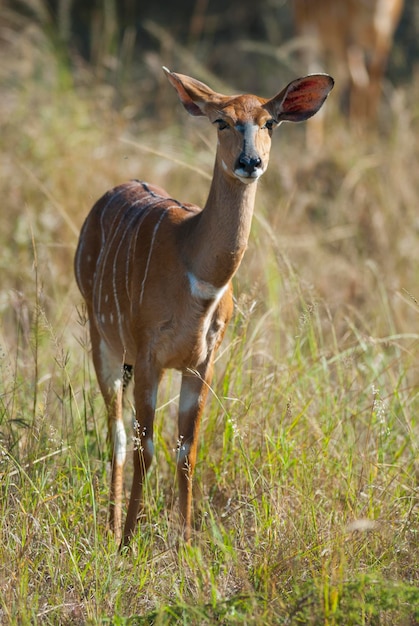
left=74, top=69, right=333, bottom=546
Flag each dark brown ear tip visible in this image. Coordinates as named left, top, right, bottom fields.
left=316, top=74, right=335, bottom=92
left=324, top=75, right=335, bottom=91
left=305, top=73, right=335, bottom=96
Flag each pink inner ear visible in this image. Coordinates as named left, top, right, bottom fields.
left=180, top=96, right=204, bottom=117
left=285, top=88, right=319, bottom=112
left=166, top=73, right=205, bottom=117
left=286, top=78, right=332, bottom=111
left=276, top=75, right=333, bottom=121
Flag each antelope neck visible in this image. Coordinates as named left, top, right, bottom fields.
left=184, top=158, right=258, bottom=289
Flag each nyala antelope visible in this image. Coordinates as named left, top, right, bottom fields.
left=74, top=67, right=333, bottom=546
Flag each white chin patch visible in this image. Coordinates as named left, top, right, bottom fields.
left=234, top=169, right=263, bottom=184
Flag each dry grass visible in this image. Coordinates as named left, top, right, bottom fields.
left=1, top=8, right=419, bottom=625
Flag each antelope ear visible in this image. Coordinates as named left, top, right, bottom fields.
left=163, top=67, right=222, bottom=117
left=265, top=74, right=334, bottom=123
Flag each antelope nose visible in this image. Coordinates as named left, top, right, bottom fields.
left=238, top=154, right=262, bottom=174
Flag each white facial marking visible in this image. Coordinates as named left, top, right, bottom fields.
left=221, top=159, right=228, bottom=172
left=113, top=420, right=127, bottom=466
left=234, top=123, right=265, bottom=183
left=234, top=171, right=262, bottom=184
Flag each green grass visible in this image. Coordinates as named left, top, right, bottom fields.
left=2, top=9, right=419, bottom=625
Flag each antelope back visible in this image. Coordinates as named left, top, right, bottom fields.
left=75, top=181, right=203, bottom=362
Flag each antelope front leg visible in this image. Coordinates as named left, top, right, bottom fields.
left=177, top=359, right=213, bottom=542
left=121, top=361, right=161, bottom=547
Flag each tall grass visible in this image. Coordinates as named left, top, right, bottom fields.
left=1, top=7, right=419, bottom=625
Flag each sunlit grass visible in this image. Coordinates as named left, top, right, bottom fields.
left=1, top=9, right=419, bottom=625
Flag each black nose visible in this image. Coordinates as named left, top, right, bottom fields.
left=238, top=154, right=262, bottom=174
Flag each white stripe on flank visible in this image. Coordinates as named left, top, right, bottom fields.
left=75, top=183, right=137, bottom=292
left=139, top=211, right=166, bottom=305
left=95, top=198, right=131, bottom=317
left=110, top=201, right=144, bottom=341
left=99, top=183, right=139, bottom=245
left=125, top=203, right=157, bottom=306
left=94, top=183, right=142, bottom=311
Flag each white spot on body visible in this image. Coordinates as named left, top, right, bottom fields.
left=188, top=271, right=228, bottom=301
left=187, top=272, right=229, bottom=364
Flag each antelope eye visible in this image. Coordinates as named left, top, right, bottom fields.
left=214, top=119, right=229, bottom=130
left=263, top=119, right=276, bottom=131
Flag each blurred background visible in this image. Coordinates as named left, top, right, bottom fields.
left=2, top=1, right=418, bottom=116
left=3, top=5, right=419, bottom=620
left=1, top=0, right=419, bottom=347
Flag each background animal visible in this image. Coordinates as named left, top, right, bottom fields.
left=292, top=0, right=404, bottom=143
